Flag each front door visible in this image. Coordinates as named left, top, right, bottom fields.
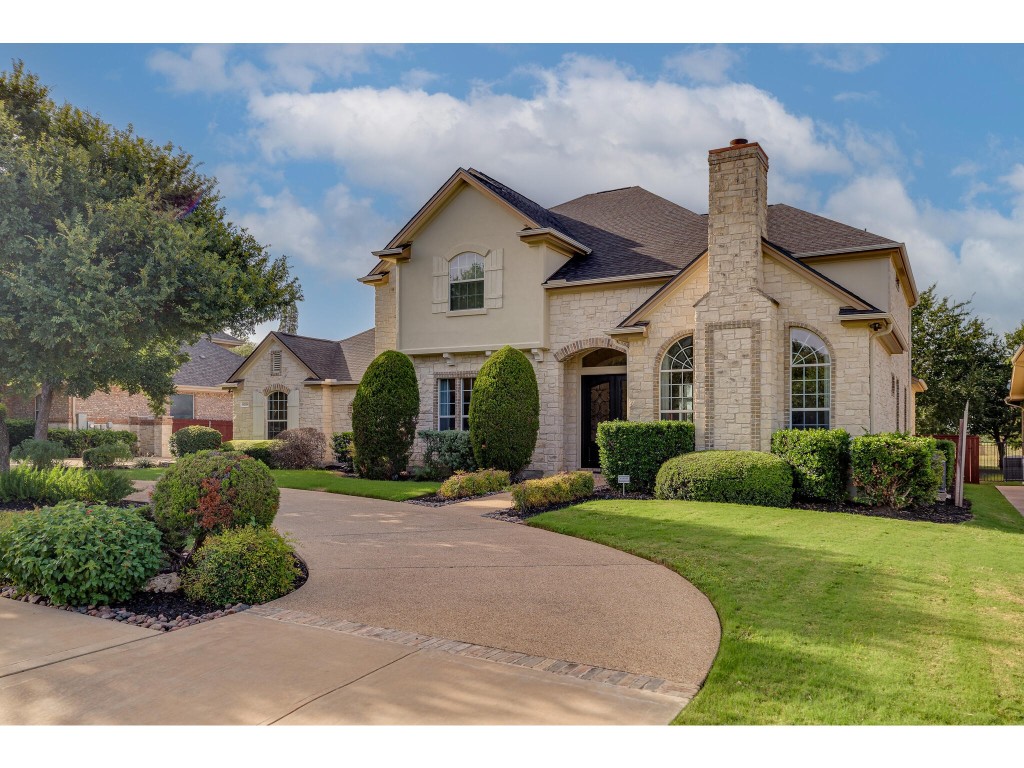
left=581, top=374, right=626, bottom=468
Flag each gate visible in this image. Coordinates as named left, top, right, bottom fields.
left=978, top=441, right=1024, bottom=482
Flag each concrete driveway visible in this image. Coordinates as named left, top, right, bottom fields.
left=0, top=484, right=720, bottom=725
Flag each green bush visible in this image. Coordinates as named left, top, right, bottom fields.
left=82, top=442, right=133, bottom=469
left=351, top=350, right=420, bottom=479
left=437, top=469, right=510, bottom=499
left=169, top=425, right=223, bottom=457
left=655, top=451, right=794, bottom=507
left=10, top=439, right=68, bottom=470
left=468, top=346, right=539, bottom=476
left=48, top=428, right=138, bottom=457
left=151, top=450, right=279, bottom=553
left=269, top=427, right=327, bottom=469
left=182, top=526, right=299, bottom=606
left=222, top=439, right=282, bottom=467
left=331, top=431, right=354, bottom=463
left=596, top=420, right=695, bottom=493
left=770, top=428, right=851, bottom=502
left=0, top=466, right=136, bottom=506
left=0, top=502, right=162, bottom=605
left=935, top=439, right=957, bottom=490
left=418, top=429, right=477, bottom=480
left=6, top=419, right=35, bottom=449
left=511, top=471, right=595, bottom=513
left=850, top=433, right=940, bottom=509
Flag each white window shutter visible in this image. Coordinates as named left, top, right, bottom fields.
left=432, top=256, right=447, bottom=314
left=252, top=393, right=265, bottom=439
left=286, top=389, right=299, bottom=430
left=484, top=248, right=503, bottom=309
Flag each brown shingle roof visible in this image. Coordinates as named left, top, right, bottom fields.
left=229, top=329, right=376, bottom=384
left=175, top=339, right=246, bottom=388
left=766, top=204, right=898, bottom=255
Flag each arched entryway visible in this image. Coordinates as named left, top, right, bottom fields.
left=579, top=347, right=628, bottom=468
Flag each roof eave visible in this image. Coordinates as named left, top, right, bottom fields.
left=518, top=228, right=591, bottom=256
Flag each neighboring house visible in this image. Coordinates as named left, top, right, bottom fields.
left=1010, top=345, right=1024, bottom=409
left=232, top=139, right=919, bottom=472
left=5, top=333, right=243, bottom=441
left=226, top=329, right=375, bottom=440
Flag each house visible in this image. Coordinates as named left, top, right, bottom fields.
left=4, top=333, right=244, bottom=453
left=231, top=139, right=919, bottom=472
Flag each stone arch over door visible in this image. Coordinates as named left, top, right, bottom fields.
left=554, top=337, right=628, bottom=363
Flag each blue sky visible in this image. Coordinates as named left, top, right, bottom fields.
left=4, top=42, right=1024, bottom=341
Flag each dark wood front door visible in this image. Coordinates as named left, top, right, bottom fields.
left=581, top=374, right=626, bottom=468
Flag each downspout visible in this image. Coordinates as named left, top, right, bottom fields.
left=867, top=321, right=895, bottom=434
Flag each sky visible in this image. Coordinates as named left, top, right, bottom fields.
left=3, top=39, right=1024, bottom=343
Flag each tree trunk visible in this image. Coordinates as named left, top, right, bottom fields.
left=0, top=404, right=10, bottom=473
left=34, top=381, right=56, bottom=441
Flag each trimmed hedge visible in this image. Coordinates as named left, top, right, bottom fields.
left=596, top=420, right=695, bottom=493
left=468, top=346, right=540, bottom=476
left=182, top=526, right=299, bottom=606
left=0, top=502, right=162, bottom=605
left=270, top=428, right=327, bottom=469
left=151, top=450, right=279, bottom=552
left=655, top=451, right=794, bottom=507
left=770, top=428, right=851, bottom=502
left=331, top=432, right=354, bottom=464
left=48, top=428, right=137, bottom=458
left=169, top=425, right=223, bottom=457
left=511, top=471, right=594, bottom=513
left=6, top=419, right=35, bottom=449
left=82, top=442, right=133, bottom=469
left=351, top=350, right=420, bottom=479
left=222, top=439, right=281, bottom=467
left=418, top=429, right=477, bottom=480
left=0, top=466, right=135, bottom=505
left=437, top=469, right=510, bottom=500
left=850, top=433, right=940, bottom=509
left=935, top=439, right=957, bottom=490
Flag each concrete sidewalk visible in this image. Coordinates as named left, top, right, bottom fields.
left=0, top=483, right=720, bottom=724
left=997, top=485, right=1024, bottom=517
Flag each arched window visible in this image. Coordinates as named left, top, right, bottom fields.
left=267, top=391, right=288, bottom=439
left=659, top=337, right=694, bottom=421
left=791, top=328, right=831, bottom=429
left=449, top=252, right=485, bottom=311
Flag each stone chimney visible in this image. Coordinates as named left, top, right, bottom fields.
left=707, top=138, right=769, bottom=294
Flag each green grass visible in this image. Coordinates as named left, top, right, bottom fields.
left=116, top=467, right=440, bottom=501
left=529, top=485, right=1024, bottom=724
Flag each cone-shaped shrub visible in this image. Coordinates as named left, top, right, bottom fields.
left=469, top=346, right=539, bottom=475
left=351, top=350, right=420, bottom=479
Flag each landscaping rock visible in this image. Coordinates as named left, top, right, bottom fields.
left=143, top=573, right=181, bottom=593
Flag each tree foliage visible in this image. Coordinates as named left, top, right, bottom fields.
left=468, top=345, right=540, bottom=475
left=0, top=62, right=301, bottom=441
left=912, top=285, right=1021, bottom=452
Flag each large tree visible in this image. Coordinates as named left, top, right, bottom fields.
left=912, top=285, right=1021, bottom=457
left=0, top=63, right=301, bottom=442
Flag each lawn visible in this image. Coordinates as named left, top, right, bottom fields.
left=529, top=485, right=1024, bottom=724
left=117, top=467, right=440, bottom=502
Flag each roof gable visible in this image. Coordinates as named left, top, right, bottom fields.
left=174, top=339, right=247, bottom=388
left=227, top=329, right=375, bottom=384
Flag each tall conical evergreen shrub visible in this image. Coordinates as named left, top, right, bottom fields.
left=351, top=350, right=420, bottom=479
left=468, top=345, right=539, bottom=476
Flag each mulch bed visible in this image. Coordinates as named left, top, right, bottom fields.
left=0, top=499, right=148, bottom=513
left=407, top=490, right=510, bottom=508
left=483, top=489, right=654, bottom=523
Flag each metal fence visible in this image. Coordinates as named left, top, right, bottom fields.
left=979, top=441, right=1024, bottom=482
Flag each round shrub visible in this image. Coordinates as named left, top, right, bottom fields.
left=222, top=439, right=282, bottom=467
left=270, top=427, right=328, bottom=469
left=169, top=425, right=223, bottom=457
left=151, top=450, right=279, bottom=552
left=82, top=442, right=133, bottom=469
left=351, top=350, right=420, bottom=479
left=655, top=451, right=794, bottom=507
left=10, top=439, right=68, bottom=470
left=0, top=502, right=162, bottom=605
left=468, top=346, right=539, bottom=476
left=182, top=526, right=299, bottom=606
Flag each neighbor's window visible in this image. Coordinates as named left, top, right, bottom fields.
left=659, top=337, right=694, bottom=421
left=170, top=394, right=194, bottom=419
left=449, top=252, right=485, bottom=311
left=438, top=379, right=457, bottom=430
left=461, top=377, right=475, bottom=431
left=267, top=391, right=288, bottom=439
left=791, top=328, right=831, bottom=429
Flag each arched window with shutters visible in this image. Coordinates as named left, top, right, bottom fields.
left=659, top=336, right=694, bottom=421
left=267, top=391, right=288, bottom=439
left=448, top=252, right=485, bottom=311
left=790, top=328, right=831, bottom=429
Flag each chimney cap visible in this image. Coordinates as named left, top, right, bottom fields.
left=730, top=138, right=748, bottom=146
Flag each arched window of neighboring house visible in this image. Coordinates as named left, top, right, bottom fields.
left=449, top=252, right=485, bottom=311
left=791, top=328, right=831, bottom=429
left=267, top=391, right=288, bottom=439
left=659, top=336, right=694, bottom=421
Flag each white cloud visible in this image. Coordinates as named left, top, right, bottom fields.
left=808, top=45, right=885, bottom=73
left=148, top=44, right=402, bottom=95
left=247, top=55, right=848, bottom=212
left=237, top=185, right=396, bottom=278
left=400, top=68, right=441, bottom=90
left=826, top=175, right=1024, bottom=333
left=1000, top=164, right=1024, bottom=195
left=663, top=46, right=740, bottom=85
left=833, top=90, right=879, bottom=103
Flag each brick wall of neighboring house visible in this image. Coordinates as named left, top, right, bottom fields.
left=74, top=387, right=233, bottom=428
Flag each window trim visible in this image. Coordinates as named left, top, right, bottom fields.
left=658, top=335, right=695, bottom=422
left=788, top=326, right=833, bottom=430
left=266, top=391, right=288, bottom=439
left=434, top=373, right=476, bottom=432
left=437, top=378, right=457, bottom=431
left=448, top=252, right=485, bottom=312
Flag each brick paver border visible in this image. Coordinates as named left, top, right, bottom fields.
left=250, top=605, right=700, bottom=703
